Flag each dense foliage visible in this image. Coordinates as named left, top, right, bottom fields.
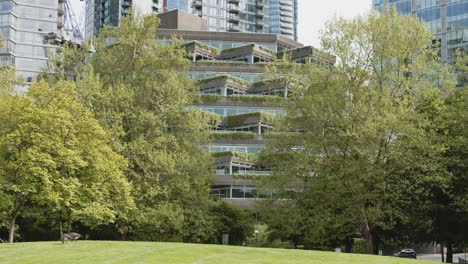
left=0, top=10, right=465, bottom=263
left=259, top=10, right=466, bottom=260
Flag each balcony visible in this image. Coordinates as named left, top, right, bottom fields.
left=234, top=170, right=271, bottom=175
left=228, top=13, right=239, bottom=23
left=228, top=24, right=240, bottom=32
left=192, top=0, right=202, bottom=7
left=228, top=4, right=240, bottom=13
left=255, top=10, right=264, bottom=18
left=227, top=0, right=240, bottom=3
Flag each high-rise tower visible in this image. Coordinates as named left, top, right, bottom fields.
left=85, top=0, right=163, bottom=39
left=166, top=0, right=271, bottom=34
left=269, top=0, right=298, bottom=40
left=0, top=0, right=66, bottom=85
left=373, top=0, right=468, bottom=64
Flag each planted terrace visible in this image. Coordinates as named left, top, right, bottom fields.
left=183, top=41, right=335, bottom=66
left=195, top=75, right=290, bottom=98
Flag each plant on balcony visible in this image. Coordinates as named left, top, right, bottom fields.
left=194, top=60, right=249, bottom=65
left=196, top=74, right=251, bottom=87
left=233, top=174, right=268, bottom=181
left=211, top=151, right=257, bottom=162
left=229, top=95, right=285, bottom=106
left=208, top=132, right=258, bottom=140
left=225, top=112, right=277, bottom=127
left=253, top=78, right=285, bottom=87
left=198, top=95, right=286, bottom=106
left=185, top=40, right=220, bottom=55
left=199, top=109, right=223, bottom=126
left=258, top=45, right=277, bottom=56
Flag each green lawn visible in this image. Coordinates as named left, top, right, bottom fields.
left=0, top=241, right=434, bottom=264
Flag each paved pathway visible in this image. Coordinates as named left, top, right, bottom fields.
left=418, top=253, right=467, bottom=263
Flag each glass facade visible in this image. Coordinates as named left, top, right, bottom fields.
left=373, top=0, right=468, bottom=63
left=165, top=0, right=271, bottom=34
left=166, top=0, right=190, bottom=11
left=189, top=70, right=262, bottom=83
left=212, top=185, right=274, bottom=199
left=269, top=0, right=297, bottom=40
left=0, top=0, right=60, bottom=84
left=196, top=105, right=285, bottom=116
left=207, top=144, right=264, bottom=153
left=85, top=0, right=161, bottom=39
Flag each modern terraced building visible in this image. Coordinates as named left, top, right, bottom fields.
left=157, top=10, right=335, bottom=209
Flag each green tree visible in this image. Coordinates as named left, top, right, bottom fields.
left=210, top=201, right=255, bottom=245
left=262, top=10, right=456, bottom=254
left=58, top=13, right=216, bottom=241
left=0, top=80, right=133, bottom=243
left=425, top=87, right=468, bottom=263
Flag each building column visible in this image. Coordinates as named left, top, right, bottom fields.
left=221, top=85, right=227, bottom=96
left=248, top=55, right=254, bottom=64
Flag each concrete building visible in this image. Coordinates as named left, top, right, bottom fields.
left=373, top=0, right=468, bottom=64
left=85, top=0, right=162, bottom=39
left=157, top=10, right=334, bottom=209
left=0, top=0, right=66, bottom=85
left=164, top=0, right=298, bottom=40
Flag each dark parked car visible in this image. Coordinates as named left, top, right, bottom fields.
left=394, top=249, right=417, bottom=259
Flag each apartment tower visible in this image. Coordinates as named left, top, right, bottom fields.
left=84, top=0, right=163, bottom=39
left=373, top=0, right=468, bottom=64
left=165, top=0, right=298, bottom=40
left=0, top=0, right=67, bottom=84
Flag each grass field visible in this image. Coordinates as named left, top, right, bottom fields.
left=0, top=241, right=435, bottom=264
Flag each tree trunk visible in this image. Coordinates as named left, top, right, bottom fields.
left=441, top=243, right=445, bottom=263
left=289, top=240, right=297, bottom=249
left=345, top=237, right=353, bottom=253
left=59, top=218, right=64, bottom=244
left=8, top=195, right=25, bottom=243
left=361, top=208, right=374, bottom=254
left=66, top=207, right=71, bottom=233
left=446, top=241, right=453, bottom=263
left=119, top=224, right=129, bottom=241
left=8, top=216, right=16, bottom=243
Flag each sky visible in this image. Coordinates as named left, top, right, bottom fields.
left=71, top=0, right=372, bottom=48
left=297, top=0, right=371, bottom=48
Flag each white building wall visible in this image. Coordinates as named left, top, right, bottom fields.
left=0, top=0, right=60, bottom=84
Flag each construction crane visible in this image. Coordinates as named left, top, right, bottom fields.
left=61, top=0, right=84, bottom=46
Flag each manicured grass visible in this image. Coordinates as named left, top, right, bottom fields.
left=0, top=241, right=433, bottom=264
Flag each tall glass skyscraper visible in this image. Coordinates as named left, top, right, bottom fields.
left=373, top=0, right=468, bottom=64
left=85, top=0, right=162, bottom=39
left=165, top=0, right=298, bottom=39
left=0, top=0, right=63, bottom=84
left=269, top=0, right=298, bottom=40
left=166, top=0, right=270, bottom=34
left=166, top=0, right=191, bottom=11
